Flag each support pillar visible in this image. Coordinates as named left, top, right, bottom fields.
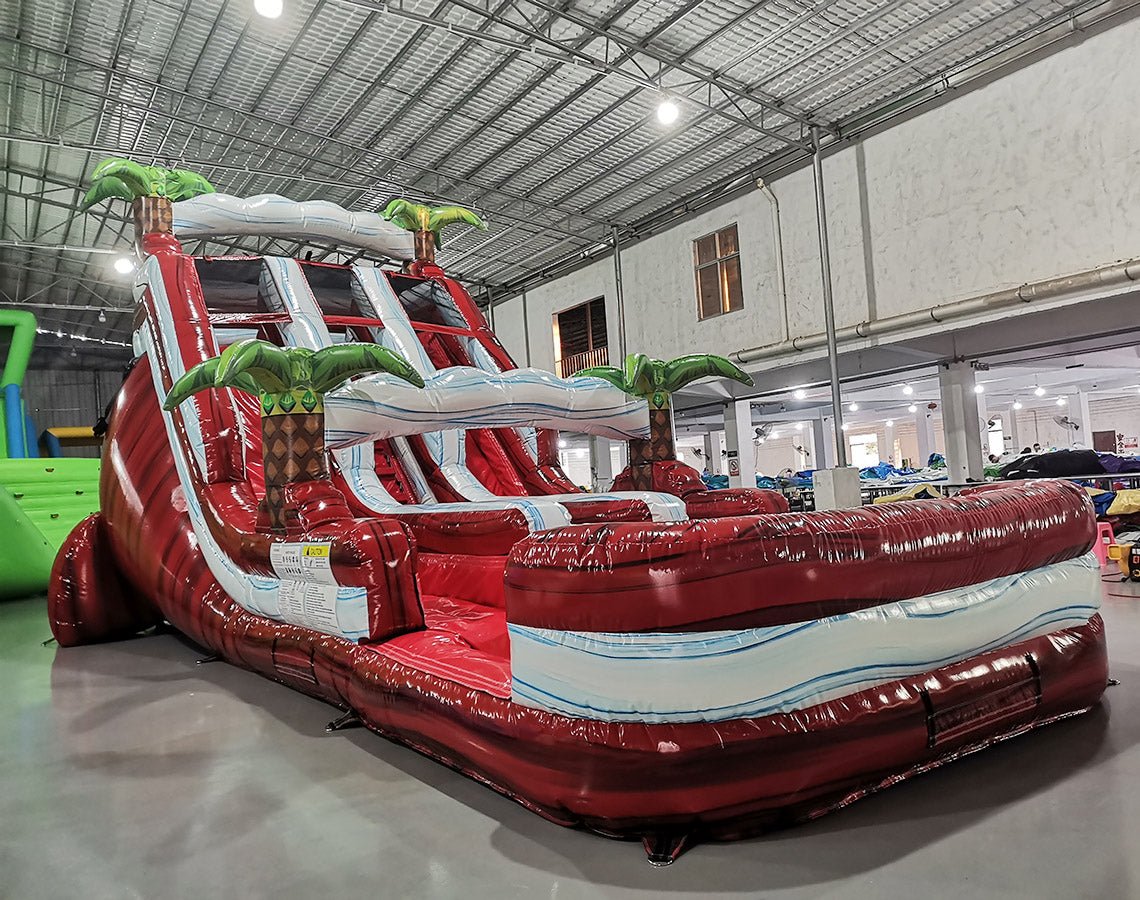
left=819, top=415, right=837, bottom=469
left=589, top=436, right=613, bottom=492
left=712, top=430, right=724, bottom=473
left=521, top=289, right=531, bottom=366
left=1007, top=407, right=1023, bottom=455
left=1066, top=390, right=1092, bottom=449
left=794, top=425, right=813, bottom=471
left=702, top=433, right=721, bottom=475
left=612, top=226, right=627, bottom=360
left=723, top=400, right=756, bottom=489
left=916, top=405, right=935, bottom=467
left=613, top=440, right=628, bottom=474
left=939, top=361, right=985, bottom=483
left=811, top=127, right=847, bottom=466
left=884, top=419, right=896, bottom=465
left=978, top=392, right=990, bottom=457
left=814, top=467, right=862, bottom=511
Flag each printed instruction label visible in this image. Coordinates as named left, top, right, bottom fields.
left=276, top=580, right=340, bottom=633
left=270, top=542, right=337, bottom=585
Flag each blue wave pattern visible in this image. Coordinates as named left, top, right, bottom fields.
left=507, top=554, right=1101, bottom=723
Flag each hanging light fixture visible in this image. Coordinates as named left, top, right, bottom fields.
left=902, top=384, right=914, bottom=395
left=848, top=402, right=858, bottom=412
left=254, top=0, right=283, bottom=17
left=1013, top=400, right=1023, bottom=410
left=973, top=384, right=984, bottom=394
left=885, top=419, right=894, bottom=427
left=907, top=404, right=918, bottom=413
left=113, top=256, right=134, bottom=274
left=1034, top=384, right=1046, bottom=397
left=793, top=388, right=806, bottom=400
left=656, top=99, right=679, bottom=125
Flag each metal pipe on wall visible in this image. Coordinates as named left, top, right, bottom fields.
left=612, top=225, right=627, bottom=360
left=521, top=289, right=531, bottom=366
left=756, top=178, right=790, bottom=342
left=730, top=258, right=1140, bottom=365
left=811, top=127, right=848, bottom=468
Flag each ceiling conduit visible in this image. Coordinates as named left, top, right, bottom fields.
left=730, top=258, right=1140, bottom=365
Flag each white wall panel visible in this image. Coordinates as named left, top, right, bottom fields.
left=497, top=18, right=1140, bottom=371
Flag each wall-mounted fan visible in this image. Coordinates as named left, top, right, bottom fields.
left=1053, top=415, right=1080, bottom=433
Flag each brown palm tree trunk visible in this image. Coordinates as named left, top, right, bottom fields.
left=414, top=230, right=436, bottom=265
left=132, top=196, right=173, bottom=236
left=628, top=401, right=676, bottom=491
left=260, top=403, right=328, bottom=533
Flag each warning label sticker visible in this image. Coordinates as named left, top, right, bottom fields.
left=270, top=542, right=337, bottom=585
left=276, top=580, right=340, bottom=632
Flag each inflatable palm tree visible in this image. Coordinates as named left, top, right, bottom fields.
left=164, top=339, right=423, bottom=532
left=578, top=353, right=753, bottom=490
left=381, top=199, right=486, bottom=266
left=82, top=157, right=215, bottom=235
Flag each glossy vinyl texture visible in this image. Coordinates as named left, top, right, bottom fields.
left=48, top=237, right=1109, bottom=850
left=505, top=480, right=1096, bottom=632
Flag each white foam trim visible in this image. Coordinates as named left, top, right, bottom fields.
left=173, top=194, right=414, bottom=259
left=508, top=553, right=1102, bottom=723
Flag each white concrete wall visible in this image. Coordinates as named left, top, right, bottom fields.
left=493, top=18, right=1140, bottom=372
left=1014, top=395, right=1140, bottom=451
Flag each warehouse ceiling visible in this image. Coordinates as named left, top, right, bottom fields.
left=1, top=0, right=1136, bottom=365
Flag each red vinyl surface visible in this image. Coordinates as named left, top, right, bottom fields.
left=48, top=241, right=1109, bottom=850
left=505, top=479, right=1096, bottom=632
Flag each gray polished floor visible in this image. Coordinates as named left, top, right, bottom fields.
left=3, top=577, right=1140, bottom=899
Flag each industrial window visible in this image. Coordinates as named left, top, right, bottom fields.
left=694, top=224, right=743, bottom=320
left=553, top=297, right=608, bottom=377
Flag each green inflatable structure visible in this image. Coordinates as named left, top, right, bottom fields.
left=0, top=310, right=101, bottom=599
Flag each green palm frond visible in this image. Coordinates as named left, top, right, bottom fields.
left=163, top=358, right=222, bottom=410
left=382, top=199, right=431, bottom=233
left=83, top=158, right=216, bottom=209
left=577, top=352, right=751, bottom=408
left=576, top=354, right=658, bottom=400
left=574, top=365, right=628, bottom=392
left=310, top=344, right=424, bottom=394
left=164, top=340, right=425, bottom=411
left=164, top=168, right=217, bottom=202
left=427, top=206, right=485, bottom=249
left=662, top=354, right=753, bottom=393
left=89, top=158, right=155, bottom=197
left=81, top=176, right=137, bottom=210
left=624, top=353, right=657, bottom=399
left=163, top=357, right=262, bottom=410
left=217, top=339, right=295, bottom=394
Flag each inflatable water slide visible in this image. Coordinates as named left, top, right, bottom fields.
left=51, top=167, right=1108, bottom=863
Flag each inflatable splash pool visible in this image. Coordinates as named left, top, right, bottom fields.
left=51, top=184, right=1108, bottom=863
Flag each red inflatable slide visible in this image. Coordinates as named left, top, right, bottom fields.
left=49, top=193, right=1107, bottom=863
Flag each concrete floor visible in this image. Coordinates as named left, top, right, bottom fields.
left=3, top=579, right=1140, bottom=899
